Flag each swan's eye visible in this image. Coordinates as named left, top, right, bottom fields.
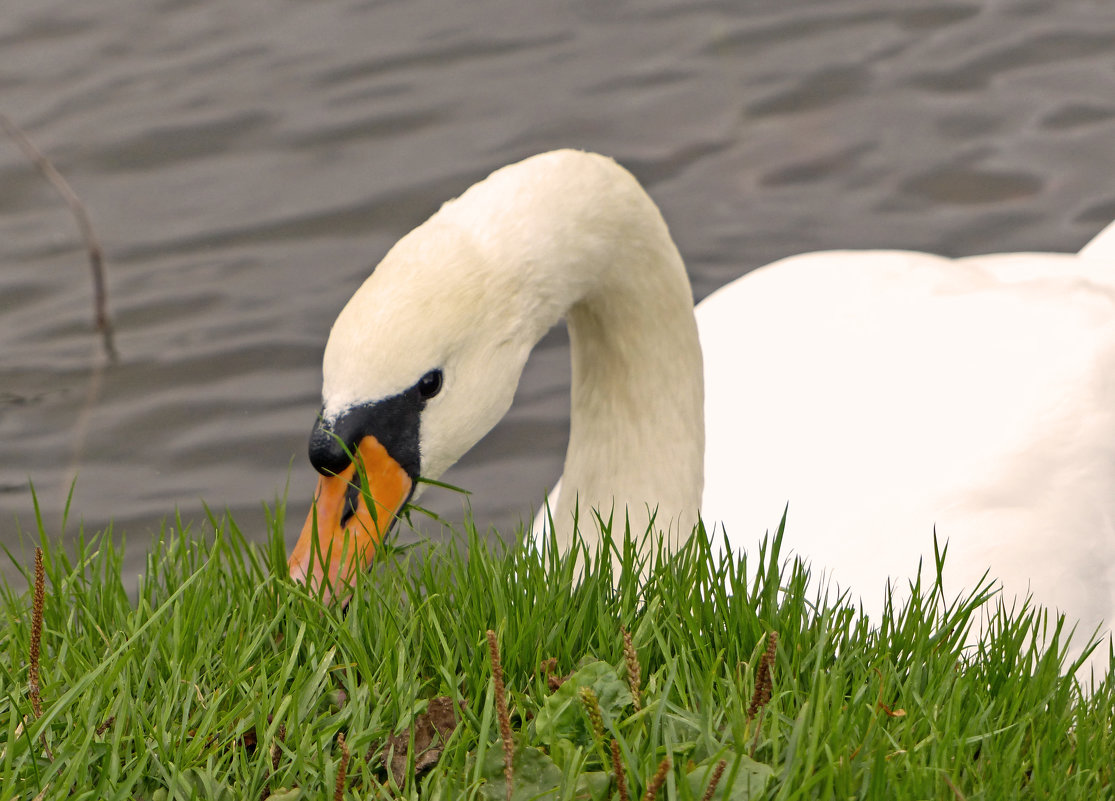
left=417, top=369, right=443, bottom=400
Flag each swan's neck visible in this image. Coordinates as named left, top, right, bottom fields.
left=558, top=256, right=705, bottom=551
left=443, top=151, right=705, bottom=550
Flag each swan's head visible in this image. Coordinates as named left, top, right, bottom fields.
left=286, top=214, right=544, bottom=591
left=287, top=149, right=681, bottom=593
left=288, top=155, right=589, bottom=591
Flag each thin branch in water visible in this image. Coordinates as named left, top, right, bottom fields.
left=0, top=112, right=116, bottom=361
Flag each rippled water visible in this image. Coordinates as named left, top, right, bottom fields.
left=3, top=0, right=1115, bottom=584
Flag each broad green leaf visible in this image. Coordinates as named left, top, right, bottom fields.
left=685, top=754, right=773, bottom=801
left=534, top=661, right=633, bottom=748
left=478, top=745, right=564, bottom=801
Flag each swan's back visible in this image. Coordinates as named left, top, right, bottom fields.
left=1080, top=219, right=1115, bottom=261
left=699, top=249, right=1115, bottom=646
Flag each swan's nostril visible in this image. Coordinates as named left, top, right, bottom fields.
left=309, top=414, right=355, bottom=477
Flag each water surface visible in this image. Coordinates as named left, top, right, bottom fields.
left=3, top=0, right=1115, bottom=583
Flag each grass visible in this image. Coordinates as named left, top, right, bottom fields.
left=0, top=497, right=1112, bottom=800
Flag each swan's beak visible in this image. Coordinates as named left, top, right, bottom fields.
left=287, top=435, right=412, bottom=598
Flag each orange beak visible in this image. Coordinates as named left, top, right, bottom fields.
left=288, top=435, right=412, bottom=599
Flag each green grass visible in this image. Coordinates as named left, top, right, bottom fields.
left=0, top=498, right=1112, bottom=800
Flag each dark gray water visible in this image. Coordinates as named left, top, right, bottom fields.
left=3, top=0, right=1115, bottom=583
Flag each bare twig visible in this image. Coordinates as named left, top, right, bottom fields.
left=487, top=630, right=514, bottom=801
left=0, top=112, right=116, bottom=361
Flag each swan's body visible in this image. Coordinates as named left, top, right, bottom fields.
left=289, top=149, right=1114, bottom=676
left=701, top=249, right=1115, bottom=635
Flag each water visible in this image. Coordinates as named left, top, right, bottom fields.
left=3, top=0, right=1115, bottom=584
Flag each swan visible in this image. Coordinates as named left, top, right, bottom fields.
left=288, top=149, right=1115, bottom=675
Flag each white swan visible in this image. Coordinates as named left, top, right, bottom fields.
left=288, top=149, right=1114, bottom=675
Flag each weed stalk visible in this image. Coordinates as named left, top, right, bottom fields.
left=487, top=630, right=514, bottom=801
left=748, top=631, right=778, bottom=757
left=579, top=686, right=606, bottom=743
left=700, top=759, right=727, bottom=801
left=642, top=757, right=671, bottom=801
left=30, top=546, right=45, bottom=719
left=622, top=626, right=642, bottom=712
left=610, top=740, right=630, bottom=801
left=334, top=731, right=349, bottom=801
